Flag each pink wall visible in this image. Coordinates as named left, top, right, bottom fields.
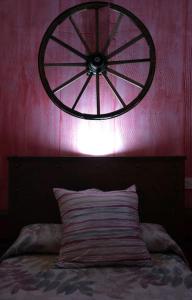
left=0, top=0, right=191, bottom=209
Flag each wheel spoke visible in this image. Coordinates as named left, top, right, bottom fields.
left=44, top=62, right=86, bottom=67
left=107, top=67, right=144, bottom=89
left=69, top=16, right=91, bottom=54
left=51, top=35, right=87, bottom=60
left=53, top=69, right=87, bottom=93
left=102, top=13, right=123, bottom=54
left=95, top=8, right=99, bottom=52
left=103, top=73, right=126, bottom=108
left=72, top=74, right=92, bottom=110
left=108, top=58, right=150, bottom=65
left=96, top=74, right=100, bottom=115
left=107, top=33, right=144, bottom=59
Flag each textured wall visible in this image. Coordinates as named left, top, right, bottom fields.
left=0, top=0, right=191, bottom=209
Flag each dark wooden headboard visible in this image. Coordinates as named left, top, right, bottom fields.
left=8, top=156, right=185, bottom=238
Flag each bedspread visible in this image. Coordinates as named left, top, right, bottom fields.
left=0, top=253, right=192, bottom=300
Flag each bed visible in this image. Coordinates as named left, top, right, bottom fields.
left=0, top=156, right=192, bottom=300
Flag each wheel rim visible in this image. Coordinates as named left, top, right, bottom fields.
left=38, top=1, right=156, bottom=120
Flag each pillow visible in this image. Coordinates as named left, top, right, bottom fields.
left=1, top=223, right=184, bottom=261
left=1, top=223, right=62, bottom=260
left=53, top=186, right=151, bottom=268
left=140, top=223, right=184, bottom=257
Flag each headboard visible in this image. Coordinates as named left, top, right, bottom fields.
left=8, top=156, right=185, bottom=238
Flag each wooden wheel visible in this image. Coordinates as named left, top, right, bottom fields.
left=38, top=2, right=156, bottom=120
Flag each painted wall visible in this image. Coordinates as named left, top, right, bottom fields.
left=0, top=0, right=191, bottom=209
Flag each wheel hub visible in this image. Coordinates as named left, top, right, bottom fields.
left=87, top=54, right=107, bottom=75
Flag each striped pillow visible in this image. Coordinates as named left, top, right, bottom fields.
left=53, top=186, right=151, bottom=268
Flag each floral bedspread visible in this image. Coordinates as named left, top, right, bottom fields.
left=0, top=253, right=192, bottom=300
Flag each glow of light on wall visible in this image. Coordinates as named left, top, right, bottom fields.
left=76, top=121, right=123, bottom=156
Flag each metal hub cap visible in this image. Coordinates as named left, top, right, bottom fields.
left=87, top=54, right=107, bottom=75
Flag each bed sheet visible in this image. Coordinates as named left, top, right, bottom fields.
left=0, top=253, right=192, bottom=300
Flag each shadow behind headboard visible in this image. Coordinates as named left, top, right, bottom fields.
left=8, top=156, right=185, bottom=237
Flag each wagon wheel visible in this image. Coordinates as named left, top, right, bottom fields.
left=38, top=2, right=156, bottom=120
